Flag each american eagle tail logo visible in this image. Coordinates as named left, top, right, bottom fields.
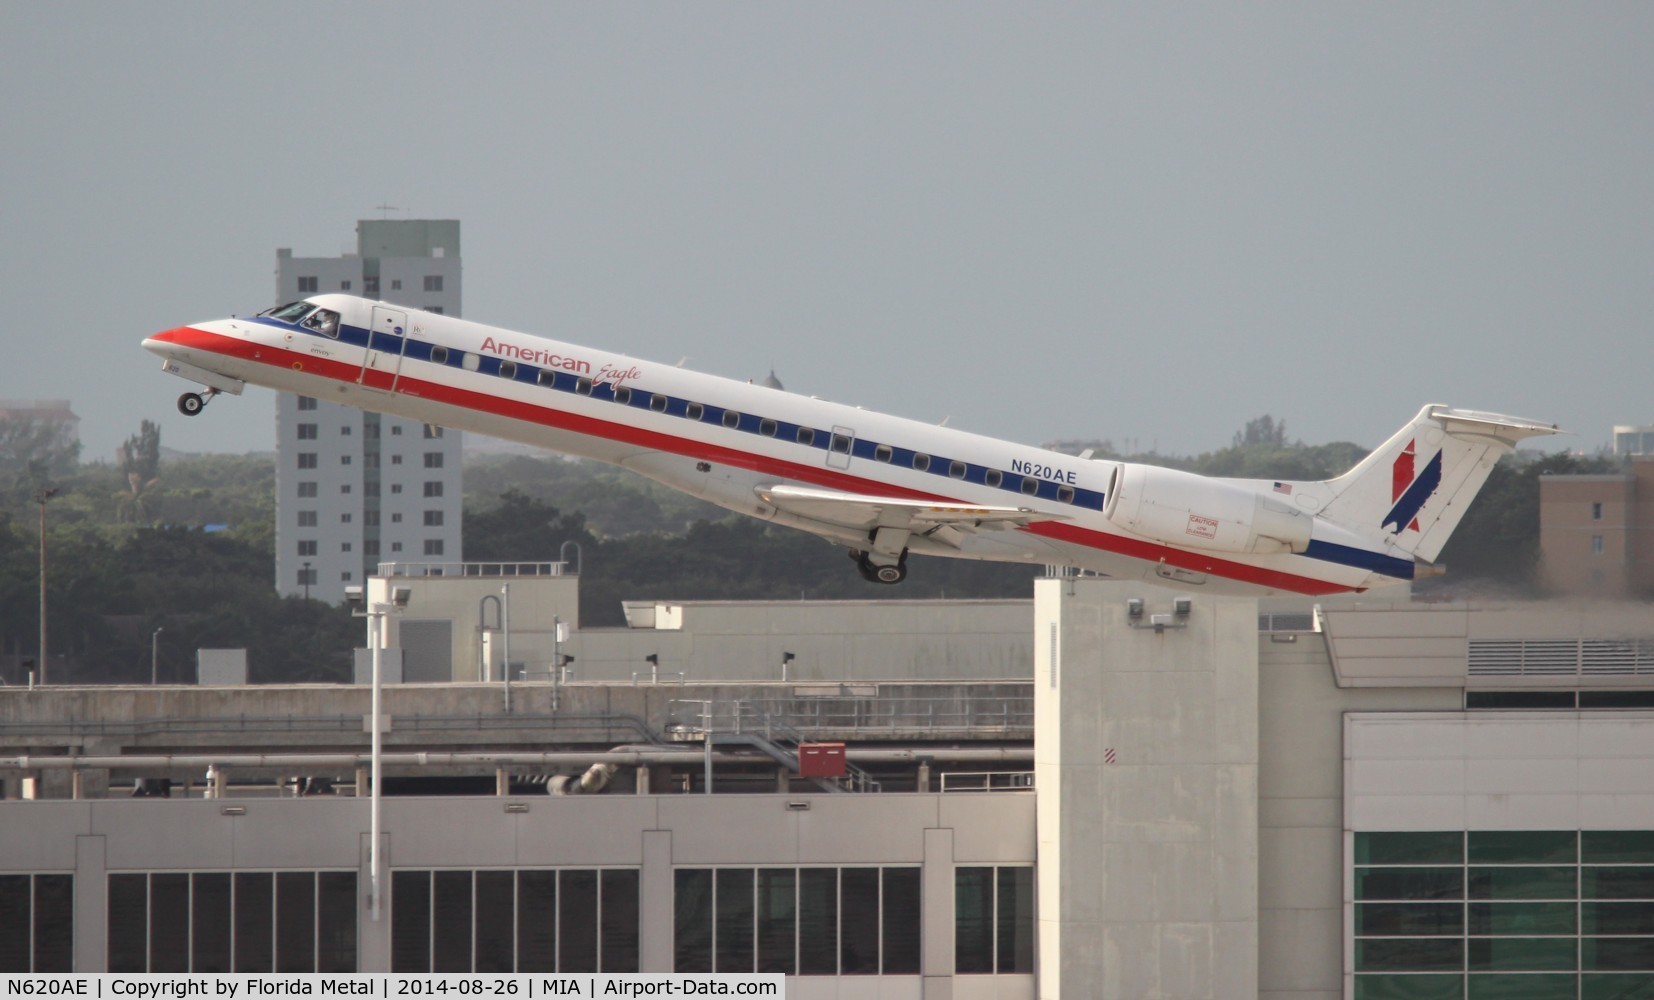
left=1383, top=439, right=1441, bottom=535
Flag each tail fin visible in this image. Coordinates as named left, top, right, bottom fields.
left=1318, top=404, right=1560, bottom=563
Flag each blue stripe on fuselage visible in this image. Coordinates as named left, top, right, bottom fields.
left=1301, top=539, right=1415, bottom=579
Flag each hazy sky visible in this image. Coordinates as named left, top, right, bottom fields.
left=3, top=3, right=1650, bottom=463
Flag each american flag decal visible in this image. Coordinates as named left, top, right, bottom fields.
left=1272, top=482, right=1292, bottom=495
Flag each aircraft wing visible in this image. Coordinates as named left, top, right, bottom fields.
left=755, top=483, right=1068, bottom=536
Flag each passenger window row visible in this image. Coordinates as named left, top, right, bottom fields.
left=395, top=328, right=1097, bottom=510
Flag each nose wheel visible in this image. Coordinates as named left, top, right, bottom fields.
left=177, top=388, right=219, bottom=416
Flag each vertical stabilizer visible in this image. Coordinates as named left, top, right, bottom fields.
left=1319, top=405, right=1560, bottom=563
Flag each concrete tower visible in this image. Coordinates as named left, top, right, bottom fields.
left=273, top=220, right=464, bottom=603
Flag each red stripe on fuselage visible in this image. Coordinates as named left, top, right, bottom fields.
left=155, top=324, right=1358, bottom=595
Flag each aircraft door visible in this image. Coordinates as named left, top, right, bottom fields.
left=358, top=306, right=411, bottom=392
left=827, top=425, right=855, bottom=470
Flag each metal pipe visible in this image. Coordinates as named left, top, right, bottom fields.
left=0, top=746, right=1032, bottom=771
left=501, top=583, right=512, bottom=713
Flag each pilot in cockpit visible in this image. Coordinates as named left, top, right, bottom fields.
left=302, top=308, right=340, bottom=338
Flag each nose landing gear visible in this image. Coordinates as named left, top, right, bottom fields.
left=177, top=388, right=219, bottom=416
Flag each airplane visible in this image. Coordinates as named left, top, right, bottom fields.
left=144, top=295, right=1558, bottom=595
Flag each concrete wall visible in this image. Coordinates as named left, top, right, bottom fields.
left=1256, top=636, right=1460, bottom=1000
left=371, top=572, right=580, bottom=681
left=530, top=598, right=1034, bottom=684
left=1035, top=579, right=1259, bottom=999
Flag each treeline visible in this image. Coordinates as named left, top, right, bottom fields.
left=0, top=415, right=1625, bottom=683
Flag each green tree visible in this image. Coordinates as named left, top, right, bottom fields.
left=115, top=420, right=162, bottom=524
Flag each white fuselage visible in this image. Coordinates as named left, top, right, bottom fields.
left=144, top=295, right=1395, bottom=596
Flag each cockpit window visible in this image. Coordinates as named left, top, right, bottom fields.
left=266, top=301, right=316, bottom=324
left=302, top=308, right=341, bottom=339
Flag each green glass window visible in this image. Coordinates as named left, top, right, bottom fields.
left=1356, top=832, right=1464, bottom=865
left=1353, top=972, right=1464, bottom=999
left=1583, top=937, right=1654, bottom=972
left=1583, top=973, right=1654, bottom=999
left=1466, top=973, right=1579, bottom=1000
left=1468, top=937, right=1578, bottom=972
left=1357, top=902, right=1464, bottom=937
left=1468, top=901, right=1577, bottom=936
left=955, top=867, right=993, bottom=974
left=1468, top=866, right=1576, bottom=900
left=1582, top=830, right=1654, bottom=864
left=1356, top=867, right=1465, bottom=901
left=1356, top=937, right=1464, bottom=972
left=1469, top=831, right=1577, bottom=865
left=1583, top=900, right=1654, bottom=935
left=1582, top=866, right=1654, bottom=900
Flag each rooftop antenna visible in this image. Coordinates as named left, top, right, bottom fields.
left=374, top=204, right=399, bottom=219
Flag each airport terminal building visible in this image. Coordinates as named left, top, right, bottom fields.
left=3, top=567, right=1653, bottom=999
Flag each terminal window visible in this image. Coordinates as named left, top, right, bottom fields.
left=955, top=865, right=1034, bottom=974
left=391, top=868, right=637, bottom=973
left=1352, top=829, right=1654, bottom=999
left=107, top=871, right=355, bottom=973
left=0, top=873, right=73, bottom=972
left=673, top=865, right=920, bottom=976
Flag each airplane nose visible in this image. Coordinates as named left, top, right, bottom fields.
left=143, top=326, right=197, bottom=358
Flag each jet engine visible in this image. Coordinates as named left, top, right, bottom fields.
left=1104, top=464, right=1313, bottom=555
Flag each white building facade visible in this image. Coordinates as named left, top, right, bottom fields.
left=274, top=220, right=465, bottom=602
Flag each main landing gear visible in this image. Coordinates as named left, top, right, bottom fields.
left=177, top=388, right=220, bottom=416
left=850, top=548, right=908, bottom=585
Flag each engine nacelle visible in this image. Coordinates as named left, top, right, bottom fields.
left=1104, top=463, right=1313, bottom=555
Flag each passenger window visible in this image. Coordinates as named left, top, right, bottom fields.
left=537, top=369, right=556, bottom=387
left=796, top=427, right=815, bottom=446
left=723, top=411, right=741, bottom=429
left=431, top=346, right=449, bottom=366
left=1058, top=486, right=1076, bottom=504
left=499, top=361, right=517, bottom=380
left=614, top=387, right=631, bottom=405
left=760, top=418, right=777, bottom=437
left=874, top=445, right=893, bottom=463
left=576, top=378, right=593, bottom=395
left=985, top=470, right=1003, bottom=488
left=1020, top=477, right=1038, bottom=496
left=949, top=460, right=967, bottom=479
left=830, top=434, right=851, bottom=454
left=462, top=353, right=481, bottom=372
left=687, top=403, right=704, bottom=421
left=650, top=394, right=668, bottom=412
left=913, top=454, right=931, bottom=472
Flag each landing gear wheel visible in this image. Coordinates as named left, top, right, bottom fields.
left=853, top=550, right=908, bottom=585
left=874, top=562, right=907, bottom=585
left=178, top=392, right=205, bottom=416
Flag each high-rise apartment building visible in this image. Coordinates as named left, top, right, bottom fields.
left=273, top=220, right=464, bottom=602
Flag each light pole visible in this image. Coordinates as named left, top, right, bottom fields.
left=36, top=488, right=59, bottom=685
left=151, top=627, right=164, bottom=685
left=346, top=583, right=410, bottom=923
